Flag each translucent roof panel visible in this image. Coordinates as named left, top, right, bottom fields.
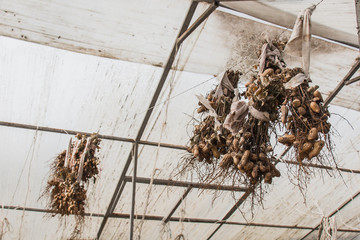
left=0, top=0, right=359, bottom=111
left=0, top=36, right=164, bottom=138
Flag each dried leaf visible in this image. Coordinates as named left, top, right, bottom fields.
left=249, top=106, right=270, bottom=121
left=284, top=73, right=306, bottom=89
left=224, top=101, right=249, bottom=134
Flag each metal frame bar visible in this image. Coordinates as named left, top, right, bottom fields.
left=176, top=2, right=218, bottom=46
left=2, top=204, right=360, bottom=233
left=2, top=121, right=359, bottom=175
left=271, top=158, right=360, bottom=174
left=300, top=189, right=360, bottom=239
left=0, top=121, right=186, bottom=151
left=355, top=0, right=360, bottom=49
left=345, top=75, right=360, bottom=85
left=129, top=143, right=138, bottom=240
left=123, top=176, right=248, bottom=191
left=162, top=186, right=193, bottom=223
left=324, top=58, right=360, bottom=107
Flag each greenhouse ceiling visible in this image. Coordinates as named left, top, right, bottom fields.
left=0, top=0, right=360, bottom=239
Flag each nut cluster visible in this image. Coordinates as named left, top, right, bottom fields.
left=279, top=80, right=331, bottom=161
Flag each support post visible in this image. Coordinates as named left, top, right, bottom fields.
left=129, top=143, right=138, bottom=240
left=355, top=0, right=360, bottom=50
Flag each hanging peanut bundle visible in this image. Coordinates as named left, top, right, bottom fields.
left=278, top=74, right=331, bottom=162
left=187, top=70, right=241, bottom=164
left=45, top=133, right=101, bottom=217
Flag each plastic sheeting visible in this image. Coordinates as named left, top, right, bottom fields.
left=0, top=9, right=360, bottom=240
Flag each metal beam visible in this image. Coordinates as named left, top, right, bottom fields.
left=2, top=120, right=359, bottom=175
left=129, top=143, right=138, bottom=240
left=162, top=186, right=193, bottom=223
left=1, top=205, right=104, bottom=217
left=271, top=158, right=360, bottom=175
left=355, top=0, right=360, bottom=50
left=123, top=176, right=248, bottom=192
left=345, top=75, right=360, bottom=85
left=300, top=189, right=360, bottom=239
left=176, top=2, right=218, bottom=46
left=0, top=121, right=186, bottom=151
left=96, top=1, right=201, bottom=238
left=324, top=58, right=360, bottom=107
left=2, top=205, right=360, bottom=234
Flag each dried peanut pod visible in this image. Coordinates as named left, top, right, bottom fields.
left=262, top=68, right=274, bottom=77
left=220, top=153, right=233, bottom=169
left=211, top=146, right=220, bottom=159
left=232, top=138, right=239, bottom=151
left=312, top=97, right=321, bottom=102
left=271, top=167, right=281, bottom=177
left=251, top=165, right=259, bottom=178
left=278, top=134, right=296, bottom=145
left=259, top=162, right=270, bottom=172
left=264, top=172, right=273, bottom=184
left=301, top=142, right=314, bottom=153
left=226, top=137, right=233, bottom=146
left=250, top=178, right=259, bottom=185
left=313, top=90, right=322, bottom=99
left=258, top=152, right=267, bottom=161
left=240, top=150, right=250, bottom=166
left=310, top=102, right=320, bottom=113
left=307, top=85, right=319, bottom=93
left=266, top=145, right=273, bottom=152
left=235, top=152, right=243, bottom=159
left=284, top=73, right=292, bottom=82
left=298, top=106, right=306, bottom=116
left=308, top=140, right=325, bottom=159
left=292, top=99, right=301, bottom=107
left=193, top=145, right=199, bottom=157
left=281, top=105, right=288, bottom=124
left=243, top=132, right=252, bottom=139
left=293, top=140, right=300, bottom=147
left=307, top=128, right=318, bottom=141
left=237, top=164, right=245, bottom=173
left=202, top=144, right=211, bottom=154
left=251, top=153, right=258, bottom=161
left=239, top=137, right=245, bottom=146
left=197, top=105, right=207, bottom=113
left=244, top=161, right=255, bottom=172
left=233, top=156, right=240, bottom=166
